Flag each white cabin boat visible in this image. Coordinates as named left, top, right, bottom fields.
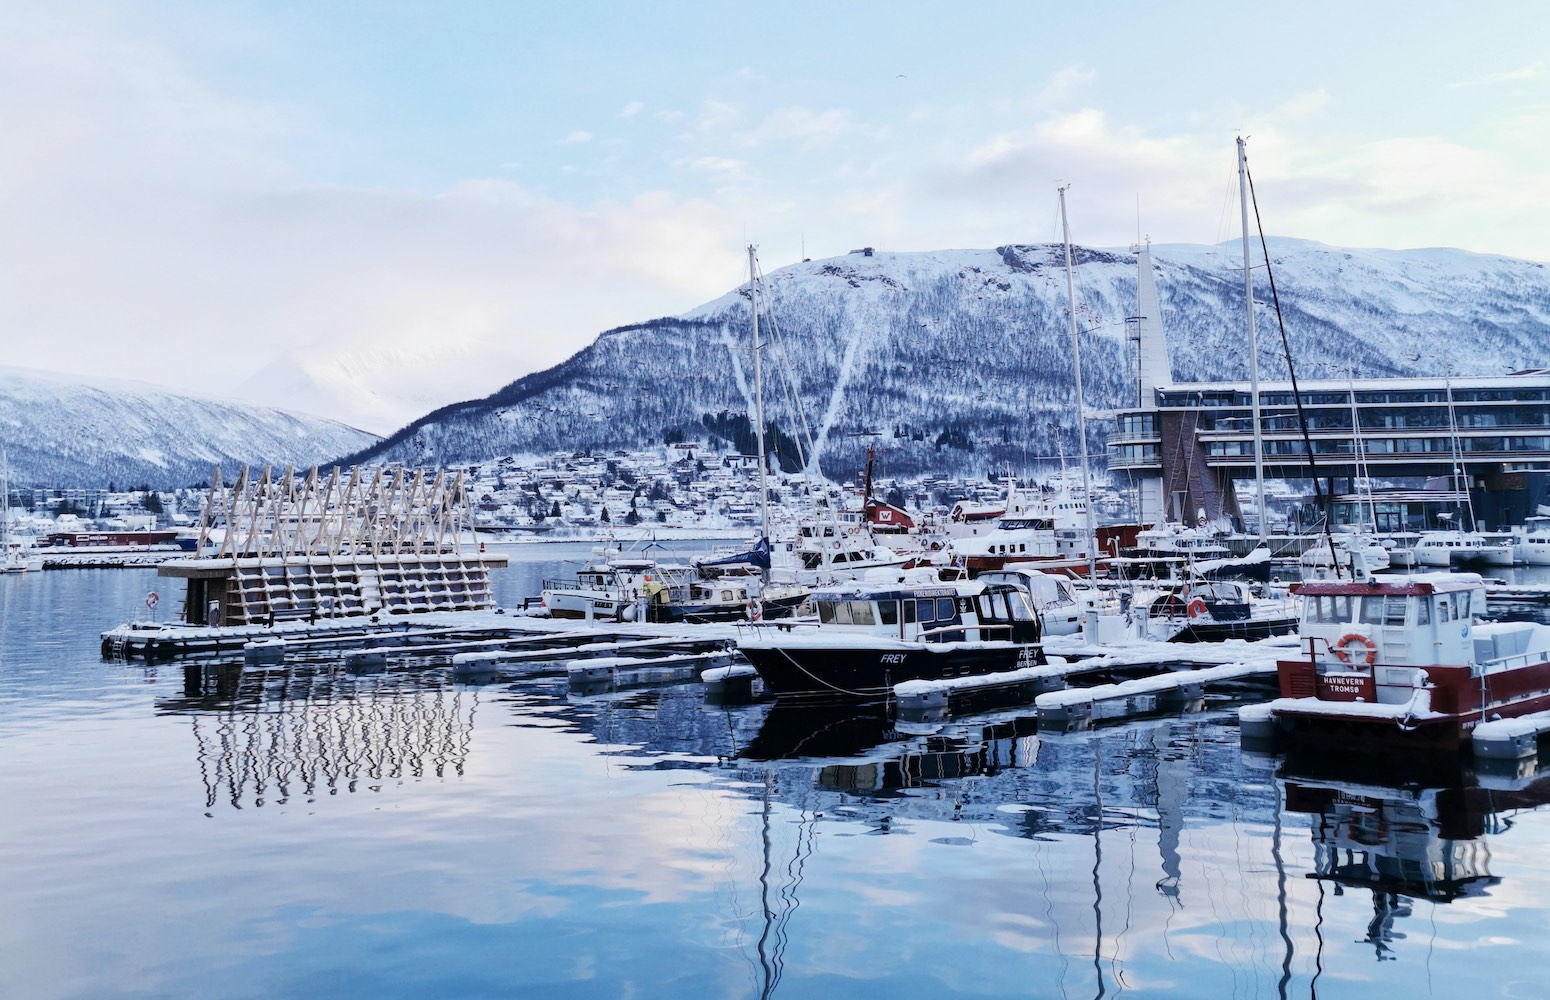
left=1413, top=530, right=1513, bottom=568
left=1247, top=559, right=1550, bottom=754
left=1511, top=516, right=1550, bottom=566
left=737, top=572, right=1045, bottom=701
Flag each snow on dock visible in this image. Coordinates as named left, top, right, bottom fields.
left=103, top=607, right=739, bottom=666
left=892, top=635, right=1295, bottom=723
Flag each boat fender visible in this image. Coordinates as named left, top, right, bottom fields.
left=1186, top=598, right=1208, bottom=619
left=1332, top=632, right=1377, bottom=667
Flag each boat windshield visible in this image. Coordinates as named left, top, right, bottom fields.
left=816, top=599, right=877, bottom=625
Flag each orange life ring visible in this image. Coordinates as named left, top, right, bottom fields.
left=1185, top=598, right=1207, bottom=619
left=1331, top=632, right=1377, bottom=666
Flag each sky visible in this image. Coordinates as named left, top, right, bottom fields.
left=3, top=1, right=1548, bottom=433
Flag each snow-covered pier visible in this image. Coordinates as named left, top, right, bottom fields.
left=891, top=636, right=1295, bottom=723
left=102, top=608, right=738, bottom=665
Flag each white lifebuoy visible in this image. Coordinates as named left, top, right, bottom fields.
left=145, top=591, right=159, bottom=610
left=1332, top=632, right=1377, bottom=667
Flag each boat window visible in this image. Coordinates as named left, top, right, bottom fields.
left=1358, top=596, right=1386, bottom=626
left=1384, top=598, right=1407, bottom=626
left=1458, top=592, right=1472, bottom=618
left=1414, top=598, right=1430, bottom=625
left=834, top=602, right=854, bottom=624
left=878, top=600, right=899, bottom=626
left=903, top=599, right=918, bottom=624
left=1307, top=595, right=1352, bottom=623
left=937, top=598, right=956, bottom=621
left=849, top=601, right=876, bottom=625
left=817, top=600, right=838, bottom=624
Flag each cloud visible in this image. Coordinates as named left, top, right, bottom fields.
left=1449, top=61, right=1547, bottom=88
left=5, top=3, right=1550, bottom=434
left=1034, top=65, right=1096, bottom=108
left=737, top=107, right=863, bottom=149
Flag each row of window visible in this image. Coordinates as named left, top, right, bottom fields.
left=815, top=592, right=1035, bottom=629
left=1195, top=406, right=1550, bottom=433
left=1303, top=591, right=1473, bottom=627
left=1157, top=387, right=1550, bottom=408
left=1205, top=435, right=1550, bottom=458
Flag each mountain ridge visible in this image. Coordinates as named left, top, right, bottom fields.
left=0, top=366, right=382, bottom=488
left=342, top=238, right=1550, bottom=481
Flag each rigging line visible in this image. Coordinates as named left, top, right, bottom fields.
left=752, top=255, right=821, bottom=474
left=1243, top=152, right=1341, bottom=578
left=771, top=643, right=881, bottom=699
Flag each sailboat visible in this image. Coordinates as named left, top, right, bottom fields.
left=1300, top=374, right=1391, bottom=575
left=1414, top=377, right=1512, bottom=567
left=1, top=452, right=34, bottom=574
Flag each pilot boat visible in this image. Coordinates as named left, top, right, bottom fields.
left=1243, top=556, right=1550, bottom=753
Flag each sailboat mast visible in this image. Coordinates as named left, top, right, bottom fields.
left=1444, top=374, right=1473, bottom=530
left=1058, top=186, right=1098, bottom=579
left=1238, top=137, right=1268, bottom=544
left=749, top=244, right=771, bottom=544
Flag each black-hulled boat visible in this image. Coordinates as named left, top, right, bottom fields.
left=736, top=574, right=1045, bottom=702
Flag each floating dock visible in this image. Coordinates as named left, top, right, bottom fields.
left=891, top=638, right=1293, bottom=724
left=103, top=607, right=739, bottom=667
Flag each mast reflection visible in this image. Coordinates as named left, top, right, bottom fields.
left=159, top=659, right=478, bottom=809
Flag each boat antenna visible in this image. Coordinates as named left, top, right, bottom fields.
left=1058, top=184, right=1099, bottom=579
left=1241, top=139, right=1339, bottom=577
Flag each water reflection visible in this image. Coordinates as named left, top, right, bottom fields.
left=1285, top=761, right=1550, bottom=901
left=124, top=648, right=1550, bottom=995
left=158, top=659, right=479, bottom=809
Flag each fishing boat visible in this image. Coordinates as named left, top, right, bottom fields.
left=736, top=572, right=1046, bottom=701
left=541, top=554, right=659, bottom=621
left=1242, top=556, right=1550, bottom=753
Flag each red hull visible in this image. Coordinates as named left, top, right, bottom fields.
left=1273, top=653, right=1550, bottom=754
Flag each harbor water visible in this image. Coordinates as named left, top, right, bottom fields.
left=4, top=544, right=1550, bottom=999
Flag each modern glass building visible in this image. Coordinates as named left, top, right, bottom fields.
left=1107, top=370, right=1550, bottom=529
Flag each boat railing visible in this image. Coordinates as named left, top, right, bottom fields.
left=1480, top=650, right=1545, bottom=675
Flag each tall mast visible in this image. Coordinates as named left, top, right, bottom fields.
left=749, top=244, right=771, bottom=545
left=1444, top=374, right=1473, bottom=530
left=1058, top=186, right=1098, bottom=578
left=1238, top=137, right=1268, bottom=544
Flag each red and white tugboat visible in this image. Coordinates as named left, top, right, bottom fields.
left=1245, top=556, right=1550, bottom=754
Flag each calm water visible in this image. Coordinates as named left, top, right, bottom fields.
left=5, top=546, right=1550, bottom=999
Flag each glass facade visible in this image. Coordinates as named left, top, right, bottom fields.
left=1112, top=376, right=1550, bottom=473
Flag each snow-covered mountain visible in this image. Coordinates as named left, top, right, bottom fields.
left=345, top=237, right=1550, bottom=482
left=0, top=368, right=381, bottom=487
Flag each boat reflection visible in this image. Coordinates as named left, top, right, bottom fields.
left=157, top=659, right=479, bottom=810
left=1283, top=761, right=1550, bottom=905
